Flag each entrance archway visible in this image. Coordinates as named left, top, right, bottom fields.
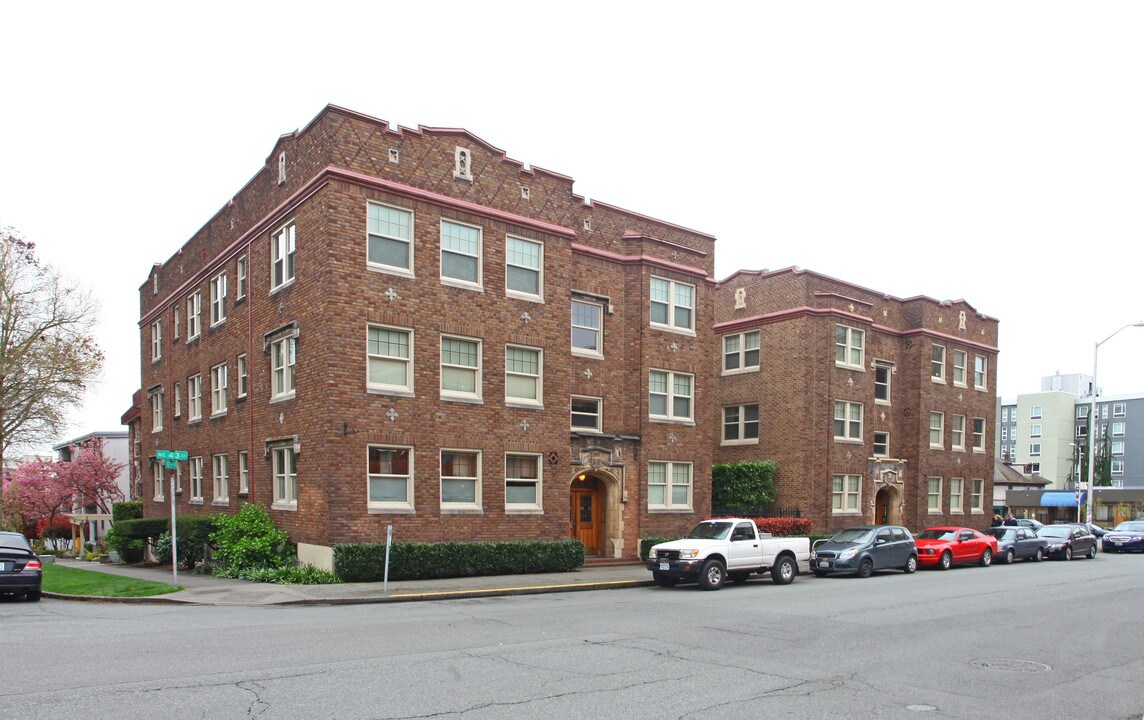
left=874, top=485, right=902, bottom=525
left=569, top=469, right=623, bottom=557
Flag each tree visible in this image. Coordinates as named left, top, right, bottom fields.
left=2, top=457, right=71, bottom=535
left=0, top=227, right=103, bottom=517
left=57, top=436, right=125, bottom=513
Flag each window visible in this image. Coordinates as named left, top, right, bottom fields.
left=648, top=461, right=692, bottom=510
left=153, top=462, right=164, bottom=500
left=441, top=450, right=480, bottom=509
left=974, top=355, right=987, bottom=390
left=1002, top=407, right=1009, bottom=422
left=175, top=464, right=182, bottom=493
left=505, top=345, right=542, bottom=405
left=951, top=415, right=966, bottom=450
left=440, top=219, right=481, bottom=286
left=931, top=345, right=946, bottom=381
left=210, top=272, right=227, bottom=326
left=927, top=477, right=942, bottom=512
left=874, top=363, right=892, bottom=404
left=368, top=446, right=412, bottom=510
left=1113, top=403, right=1126, bottom=417
left=834, top=325, right=864, bottom=368
left=367, top=203, right=413, bottom=273
left=210, top=363, right=228, bottom=416
left=237, top=354, right=248, bottom=398
left=1030, top=424, right=1042, bottom=438
left=650, top=277, right=694, bottom=331
left=834, top=401, right=863, bottom=441
left=190, top=456, right=204, bottom=502
left=173, top=382, right=181, bottom=418
left=272, top=446, right=297, bottom=507
left=1112, top=441, right=1125, bottom=455
left=1001, top=427, right=1007, bottom=441
left=1029, top=443, right=1041, bottom=456
left=952, top=349, right=967, bottom=386
left=505, top=454, right=541, bottom=510
left=238, top=451, right=250, bottom=494
left=187, top=374, right=202, bottom=421
left=186, top=292, right=201, bottom=340
left=151, top=321, right=162, bottom=361
left=929, top=411, right=944, bottom=448
left=212, top=454, right=229, bottom=503
left=832, top=474, right=861, bottom=513
left=723, top=331, right=760, bottom=372
left=950, top=478, right=964, bottom=512
left=873, top=431, right=890, bottom=457
left=271, top=336, right=296, bottom=400
left=236, top=256, right=247, bottom=300
left=649, top=370, right=693, bottom=421
left=1112, top=460, right=1124, bottom=475
left=723, top=404, right=760, bottom=444
left=1077, top=405, right=1090, bottom=419
left=1112, top=421, right=1126, bottom=437
left=1030, top=405, right=1042, bottom=419
left=1077, top=424, right=1088, bottom=438
left=571, top=300, right=603, bottom=356
left=368, top=326, right=413, bottom=394
left=505, top=236, right=542, bottom=298
left=271, top=222, right=296, bottom=290
left=440, top=336, right=481, bottom=400
left=970, top=479, right=984, bottom=512
left=173, top=307, right=180, bottom=340
left=1102, top=404, right=1109, bottom=419
left=571, top=396, right=602, bottom=432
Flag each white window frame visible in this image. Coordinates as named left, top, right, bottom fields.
left=236, top=255, right=247, bottom=300
left=571, top=395, right=602, bottom=433
left=272, top=446, right=298, bottom=509
left=440, top=449, right=481, bottom=510
left=367, top=325, right=414, bottom=395
left=173, top=382, right=181, bottom=418
left=952, top=349, right=967, bottom=387
left=834, top=325, right=864, bottom=368
left=1030, top=423, right=1042, bottom=438
left=1112, top=459, right=1125, bottom=475
left=237, top=354, right=248, bottom=399
left=571, top=300, right=603, bottom=357
left=186, top=291, right=201, bottom=340
left=1077, top=405, right=1090, bottom=419
left=722, top=404, right=760, bottom=445
left=1029, top=443, right=1041, bottom=456
left=505, top=235, right=543, bottom=301
left=649, top=369, right=693, bottom=422
left=1112, top=441, right=1125, bottom=455
left=153, top=462, right=164, bottom=501
left=951, top=414, right=966, bottom=450
left=722, top=331, right=760, bottom=374
left=173, top=306, right=180, bottom=340
left=439, top=219, right=483, bottom=289
left=950, top=477, right=964, bottom=513
left=212, top=453, right=229, bottom=504
left=970, top=479, right=984, bottom=512
left=873, top=431, right=890, bottom=457
left=190, top=456, right=204, bottom=502
left=927, top=477, right=943, bottom=513
left=150, top=389, right=163, bottom=432
left=648, top=461, right=692, bottom=511
left=874, top=362, right=892, bottom=405
left=238, top=451, right=250, bottom=494
left=974, top=355, right=988, bottom=390
left=832, top=474, right=861, bottom=514
left=1113, top=402, right=1126, bottom=418
left=1112, top=421, right=1126, bottom=437
left=649, top=276, right=695, bottom=333
left=211, top=362, right=228, bottom=417
left=271, top=222, right=296, bottom=292
left=931, top=344, right=946, bottom=382
left=505, top=453, right=542, bottom=512
left=1031, top=405, right=1042, bottom=419
left=440, top=335, right=482, bottom=402
left=929, top=411, right=945, bottom=449
left=271, top=336, right=296, bottom=401
left=367, top=202, right=414, bottom=276
left=833, top=401, right=863, bottom=442
left=151, top=320, right=162, bottom=362
left=187, top=374, right=202, bottom=422
left=210, top=272, right=227, bottom=326
left=368, top=446, right=414, bottom=511
left=505, top=344, right=542, bottom=407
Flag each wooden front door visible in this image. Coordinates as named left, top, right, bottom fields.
left=570, top=478, right=602, bottom=555
left=876, top=487, right=890, bottom=525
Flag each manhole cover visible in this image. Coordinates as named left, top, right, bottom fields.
left=971, top=659, right=1051, bottom=673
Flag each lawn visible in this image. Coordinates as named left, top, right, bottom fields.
left=42, top=565, right=180, bottom=598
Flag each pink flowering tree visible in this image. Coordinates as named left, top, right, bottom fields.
left=2, top=458, right=71, bottom=537
left=57, top=437, right=125, bottom=514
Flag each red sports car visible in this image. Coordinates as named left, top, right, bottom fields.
left=915, top=527, right=998, bottom=569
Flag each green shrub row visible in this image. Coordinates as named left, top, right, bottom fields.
left=334, top=539, right=584, bottom=582
left=640, top=537, right=674, bottom=560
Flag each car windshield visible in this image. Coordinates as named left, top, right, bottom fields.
left=917, top=529, right=958, bottom=541
left=986, top=528, right=1013, bottom=539
left=687, top=522, right=733, bottom=540
left=1038, top=527, right=1070, bottom=538
left=1113, top=521, right=1144, bottom=532
left=830, top=528, right=874, bottom=544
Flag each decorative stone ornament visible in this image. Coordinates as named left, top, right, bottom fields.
left=454, top=146, right=473, bottom=182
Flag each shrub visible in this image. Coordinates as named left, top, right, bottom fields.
left=640, top=537, right=675, bottom=560
left=752, top=517, right=813, bottom=537
left=214, top=563, right=341, bottom=585
left=712, top=461, right=777, bottom=515
left=209, top=503, right=289, bottom=572
left=112, top=500, right=143, bottom=523
left=104, top=525, right=146, bottom=563
left=334, top=539, right=584, bottom=583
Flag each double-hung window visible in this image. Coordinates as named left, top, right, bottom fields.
left=972, top=417, right=985, bottom=452
left=272, top=222, right=296, bottom=291
left=648, top=461, right=692, bottom=510
left=367, top=203, right=413, bottom=273
left=187, top=374, right=202, bottom=422
left=832, top=474, right=861, bottom=513
left=440, top=220, right=481, bottom=287
left=931, top=345, right=946, bottom=381
left=210, top=272, right=227, bottom=326
left=723, top=404, right=760, bottom=444
left=505, top=345, right=541, bottom=406
left=153, top=462, right=164, bottom=500
left=440, top=336, right=481, bottom=400
left=835, top=326, right=864, bottom=368
left=649, top=370, right=693, bottom=421
left=151, top=321, right=162, bottom=361
left=271, top=336, right=296, bottom=400
left=571, top=396, right=602, bottom=432
left=441, top=450, right=480, bottom=509
left=212, top=454, right=229, bottom=503
left=873, top=431, right=890, bottom=457
left=505, top=236, right=542, bottom=299
left=952, top=350, right=967, bottom=386
left=238, top=451, right=250, bottom=494
left=236, top=256, right=247, bottom=300
left=874, top=363, right=892, bottom=404
left=723, top=331, right=760, bottom=373
left=173, top=382, right=181, bottom=418
left=927, top=477, right=942, bottom=512
left=150, top=388, right=163, bottom=432
left=211, top=363, right=227, bottom=416
left=1112, top=421, right=1126, bottom=436
left=190, top=457, right=204, bottom=502
left=186, top=292, right=201, bottom=340
left=929, top=411, right=944, bottom=448
left=368, top=326, right=413, bottom=394
left=571, top=300, right=603, bottom=356
left=974, top=355, right=988, bottom=390
left=368, top=446, right=413, bottom=510
left=833, top=401, right=863, bottom=441
left=649, top=277, right=694, bottom=332
left=1113, top=402, right=1126, bottom=417
left=505, top=453, right=541, bottom=511
left=970, top=479, right=984, bottom=511
left=951, top=415, right=966, bottom=450
left=237, top=354, right=248, bottom=399
left=950, top=478, right=964, bottom=512
left=272, top=446, right=298, bottom=508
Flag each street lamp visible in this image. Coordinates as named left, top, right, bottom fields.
left=1085, top=321, right=1144, bottom=527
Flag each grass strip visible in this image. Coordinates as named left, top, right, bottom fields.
left=43, top=564, right=179, bottom=598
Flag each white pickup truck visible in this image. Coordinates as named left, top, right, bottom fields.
left=645, top=518, right=811, bottom=590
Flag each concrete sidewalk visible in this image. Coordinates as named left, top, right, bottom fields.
left=45, top=558, right=653, bottom=606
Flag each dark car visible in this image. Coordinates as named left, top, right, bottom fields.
left=0, top=531, right=43, bottom=601
left=1036, top=524, right=1097, bottom=561
left=1012, top=518, right=1044, bottom=530
left=811, top=525, right=917, bottom=578
left=1102, top=521, right=1144, bottom=553
left=986, top=526, right=1047, bottom=563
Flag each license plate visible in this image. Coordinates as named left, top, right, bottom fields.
left=659, top=562, right=669, bottom=571
left=1112, top=540, right=1124, bottom=545
left=818, top=560, right=831, bottom=568
left=0, top=562, right=8, bottom=572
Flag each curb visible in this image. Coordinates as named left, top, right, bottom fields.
left=42, top=591, right=188, bottom=605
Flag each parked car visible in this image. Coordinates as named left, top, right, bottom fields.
left=1102, top=521, right=1144, bottom=553
left=915, top=527, right=999, bottom=569
left=810, top=525, right=917, bottom=578
left=0, top=531, right=43, bottom=602
left=986, top=526, right=1047, bottom=564
left=1012, top=518, right=1044, bottom=530
left=1036, top=524, right=1097, bottom=560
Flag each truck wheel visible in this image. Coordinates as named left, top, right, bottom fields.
left=698, top=559, right=726, bottom=590
left=651, top=572, right=679, bottom=587
left=729, top=571, right=750, bottom=584
left=770, top=556, right=796, bottom=585
left=857, top=558, right=874, bottom=578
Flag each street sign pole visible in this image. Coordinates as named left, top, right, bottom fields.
left=170, top=469, right=178, bottom=586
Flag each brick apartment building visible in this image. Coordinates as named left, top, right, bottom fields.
left=138, top=105, right=716, bottom=567
left=137, top=105, right=999, bottom=566
left=714, top=269, right=999, bottom=533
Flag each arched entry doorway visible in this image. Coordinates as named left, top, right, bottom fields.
left=570, top=474, right=603, bottom=555
left=874, top=485, right=902, bottom=525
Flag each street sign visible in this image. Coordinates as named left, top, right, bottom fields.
left=164, top=460, right=177, bottom=470
left=156, top=450, right=188, bottom=461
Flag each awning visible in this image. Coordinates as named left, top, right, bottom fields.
left=1040, top=491, right=1085, bottom=507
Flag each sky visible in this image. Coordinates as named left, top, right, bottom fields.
left=2, top=2, right=1143, bottom=450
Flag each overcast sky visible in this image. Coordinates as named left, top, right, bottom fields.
left=2, top=2, right=1142, bottom=447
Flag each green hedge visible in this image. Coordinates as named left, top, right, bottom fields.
left=114, top=517, right=170, bottom=541
left=334, top=539, right=584, bottom=582
left=112, top=500, right=143, bottom=523
left=640, top=537, right=674, bottom=561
